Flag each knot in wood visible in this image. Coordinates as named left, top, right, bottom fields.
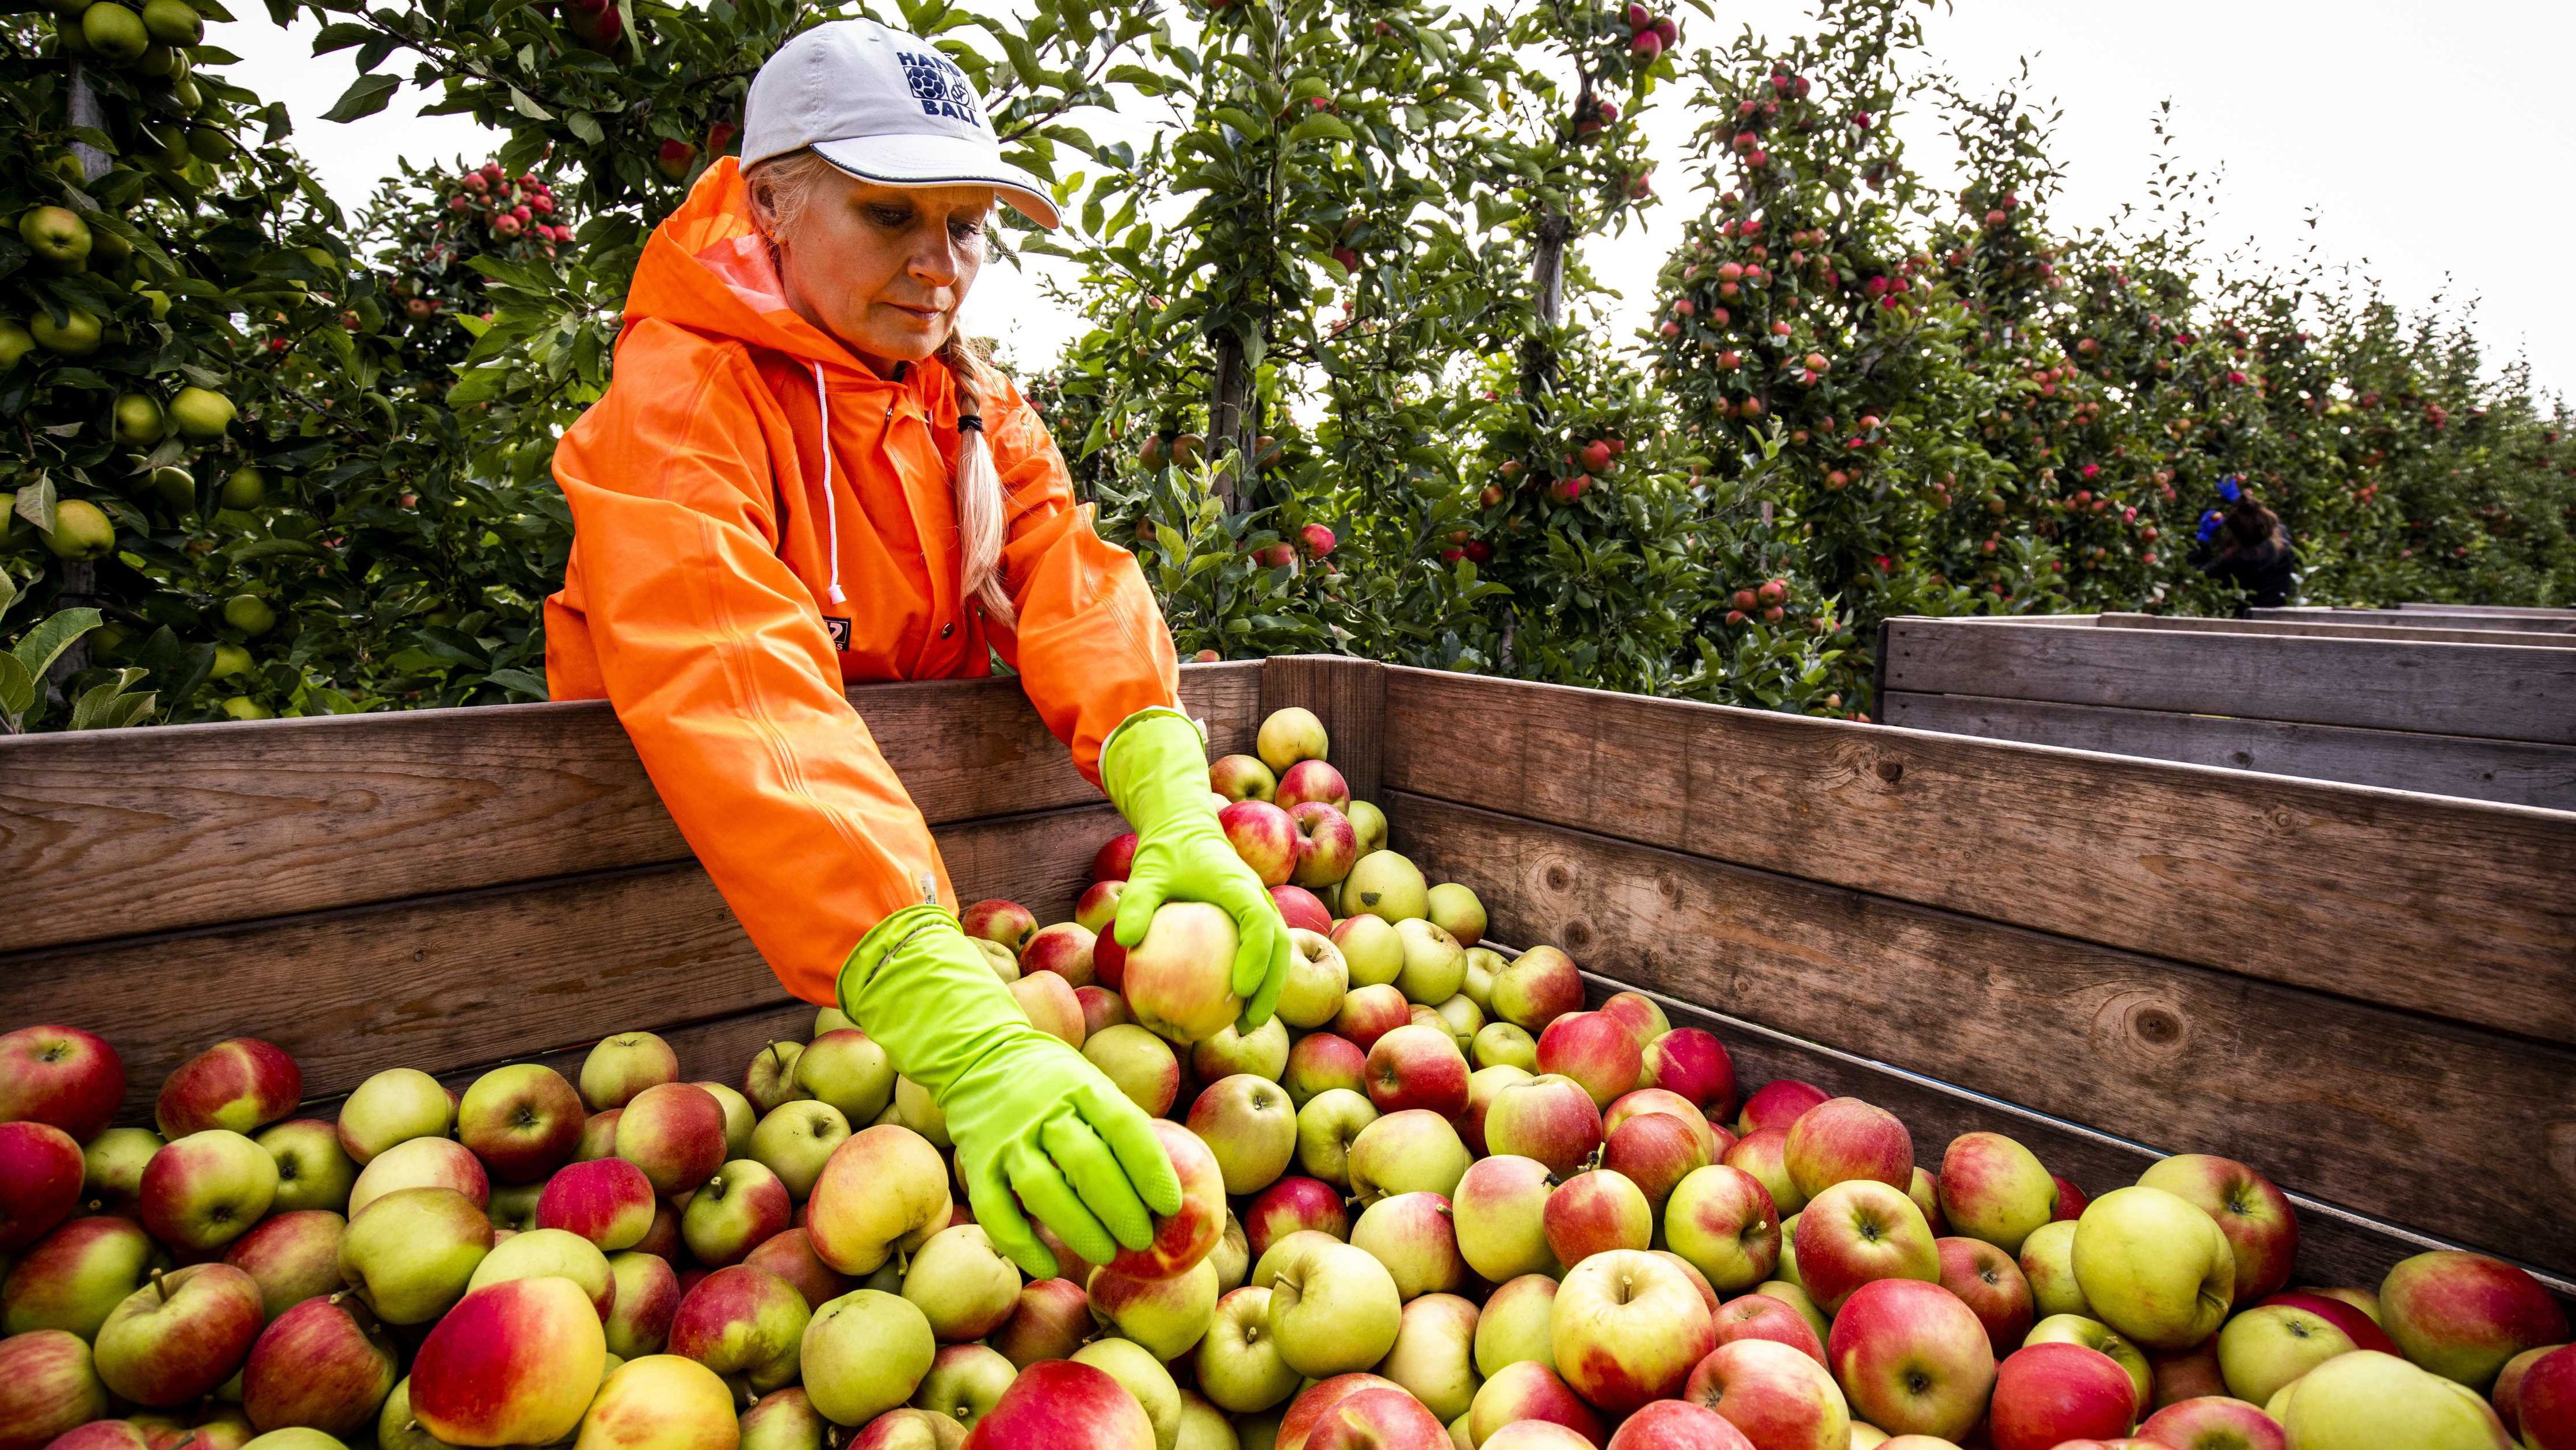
left=1874, top=758, right=1905, bottom=784
left=1562, top=919, right=1594, bottom=951
left=1543, top=863, right=1573, bottom=892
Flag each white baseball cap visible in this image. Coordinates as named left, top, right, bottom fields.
left=742, top=18, right=1059, bottom=229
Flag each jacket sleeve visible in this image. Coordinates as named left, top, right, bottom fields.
left=554, top=321, right=948, bottom=1005
left=981, top=381, right=1181, bottom=788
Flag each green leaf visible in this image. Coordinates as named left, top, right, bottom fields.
left=321, top=74, right=402, bottom=123
left=483, top=667, right=549, bottom=699
left=1285, top=114, right=1354, bottom=145
left=11, top=609, right=104, bottom=681
left=0, top=652, right=32, bottom=726
left=567, top=110, right=604, bottom=145
left=508, top=87, right=553, bottom=121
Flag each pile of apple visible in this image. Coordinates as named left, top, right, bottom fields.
left=3, top=708, right=2571, bottom=1450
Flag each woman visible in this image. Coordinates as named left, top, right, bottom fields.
left=2193, top=492, right=2298, bottom=612
left=543, top=18, right=1290, bottom=1281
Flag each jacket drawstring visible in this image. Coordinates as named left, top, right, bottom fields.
left=811, top=362, right=846, bottom=606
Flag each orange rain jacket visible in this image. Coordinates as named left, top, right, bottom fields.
left=545, top=159, right=1179, bottom=1007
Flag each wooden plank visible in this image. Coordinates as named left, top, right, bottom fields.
left=0, top=662, right=1260, bottom=954
left=0, top=801, right=1122, bottom=1125
left=2257, top=607, right=2576, bottom=636
left=1576, top=976, right=2559, bottom=1298
left=1877, top=617, right=2576, bottom=744
left=1258, top=656, right=1388, bottom=804
left=2096, top=612, right=2576, bottom=650
left=1391, top=794, right=2576, bottom=1274
left=1379, top=667, right=2576, bottom=1045
left=1880, top=690, right=2576, bottom=811
left=2400, top=602, right=2576, bottom=620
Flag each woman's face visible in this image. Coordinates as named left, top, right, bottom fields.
left=761, top=167, right=994, bottom=374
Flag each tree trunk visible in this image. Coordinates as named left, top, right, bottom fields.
left=48, top=63, right=111, bottom=702
left=1210, top=326, right=1254, bottom=510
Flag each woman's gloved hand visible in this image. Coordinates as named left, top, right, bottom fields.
left=839, top=903, right=1182, bottom=1280
left=1100, top=707, right=1293, bottom=1032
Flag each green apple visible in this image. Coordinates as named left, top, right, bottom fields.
left=2018, top=1219, right=2091, bottom=1319
left=335, top=1186, right=493, bottom=1324
left=2070, top=1186, right=2234, bottom=1350
left=1196, top=1285, right=1300, bottom=1413
left=256, top=1120, right=358, bottom=1214
left=794, top=1031, right=895, bottom=1125
left=900, top=1224, right=1021, bottom=1342
left=2274, top=1348, right=2517, bottom=1449
left=2024, top=1312, right=2153, bottom=1408
left=1262, top=1236, right=1402, bottom=1378
left=750, top=1100, right=850, bottom=1201
left=1342, top=852, right=1429, bottom=923
left=337, top=1069, right=455, bottom=1165
left=466, top=1227, right=613, bottom=1317
left=799, top=1289, right=936, bottom=1426
left=2217, top=1301, right=2360, bottom=1404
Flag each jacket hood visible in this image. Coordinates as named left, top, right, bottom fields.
left=623, top=157, right=948, bottom=401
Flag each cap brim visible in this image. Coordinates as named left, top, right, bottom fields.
left=811, top=135, right=1060, bottom=230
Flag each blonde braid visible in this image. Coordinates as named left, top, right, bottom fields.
left=938, top=328, right=1016, bottom=629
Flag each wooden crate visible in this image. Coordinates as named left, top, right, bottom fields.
left=1875, top=613, right=2576, bottom=808
left=2256, top=605, right=2576, bottom=635
left=3, top=656, right=2570, bottom=1302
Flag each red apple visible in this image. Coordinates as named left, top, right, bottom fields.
left=2138, top=1395, right=2288, bottom=1450
left=538, top=1155, right=658, bottom=1250
left=806, top=1125, right=952, bottom=1276
left=1364, top=1025, right=1468, bottom=1118
left=990, top=1276, right=1090, bottom=1368
left=683, top=1158, right=793, bottom=1267
left=580, top=1033, right=680, bottom=1113
left=1334, top=985, right=1411, bottom=1054
left=1453, top=1154, right=1555, bottom=1284
left=1987, top=1341, right=2139, bottom=1450
left=2149, top=1339, right=2230, bottom=1408
left=1535, top=1013, right=1642, bottom=1110
left=1488, top=947, right=1583, bottom=1033
left=1793, top=1179, right=1938, bottom=1314
left=1543, top=1169, right=1652, bottom=1269
left=1642, top=1029, right=1737, bottom=1118
left=961, top=899, right=1039, bottom=956
left=1682, top=1338, right=1850, bottom=1450
left=603, top=1249, right=681, bottom=1356
left=616, top=1083, right=728, bottom=1196
left=1736, top=1081, right=1829, bottom=1136
left=1604, top=1111, right=1712, bottom=1213
left=1077, top=986, right=1132, bottom=1041
left=2054, top=1174, right=2090, bottom=1222
left=1783, top=1097, right=1912, bottom=1199
left=2380, top=1250, right=2566, bottom=1389
left=1463, top=1064, right=1532, bottom=1156
left=240, top=1292, right=398, bottom=1434
left=1224, top=800, right=1304, bottom=887
left=2516, top=1344, right=2576, bottom=1450
left=667, top=1265, right=810, bottom=1395
left=2139, top=1155, right=2298, bottom=1307
left=1484, top=1074, right=1604, bottom=1177
left=1938, top=1235, right=2035, bottom=1352
left=453, top=1064, right=586, bottom=1184
left=1595, top=992, right=1669, bottom=1050
left=0, top=1027, right=125, bottom=1143
left=1105, top=1119, right=1224, bottom=1280
left=1076, top=879, right=1126, bottom=934
left=742, top=1225, right=851, bottom=1310
left=1723, top=1127, right=1806, bottom=1217
left=138, top=1129, right=278, bottom=1253
left=0, top=1122, right=86, bottom=1251
left=1093, top=832, right=1140, bottom=883
left=156, top=1039, right=302, bottom=1139
left=1937, top=1132, right=2057, bottom=1256
left=0, top=1329, right=109, bottom=1450
left=1604, top=1399, right=1756, bottom=1450
left=1826, top=1276, right=1997, bottom=1440
left=1272, top=885, right=1333, bottom=935
left=1554, top=1249, right=1715, bottom=1411
left=1483, top=1423, right=1596, bottom=1450
left=1124, top=902, right=1245, bottom=1045
left=961, top=1357, right=1156, bottom=1450
left=92, top=1261, right=265, bottom=1406
left=222, top=1208, right=344, bottom=1319
left=1247, top=1177, right=1350, bottom=1258
left=5, top=1215, right=162, bottom=1337
left=1022, top=923, right=1098, bottom=988
left=1285, top=1032, right=1368, bottom=1108
left=1467, top=1361, right=1604, bottom=1448
left=1711, top=1291, right=1825, bottom=1365
left=410, top=1277, right=607, bottom=1445
left=1276, top=760, right=1351, bottom=813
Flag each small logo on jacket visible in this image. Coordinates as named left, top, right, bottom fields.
left=899, top=49, right=980, bottom=125
left=825, top=616, right=852, bottom=651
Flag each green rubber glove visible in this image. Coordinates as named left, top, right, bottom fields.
left=1100, top=707, right=1293, bottom=1032
left=838, top=902, right=1183, bottom=1280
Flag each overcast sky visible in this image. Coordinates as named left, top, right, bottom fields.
left=219, top=1, right=2576, bottom=399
